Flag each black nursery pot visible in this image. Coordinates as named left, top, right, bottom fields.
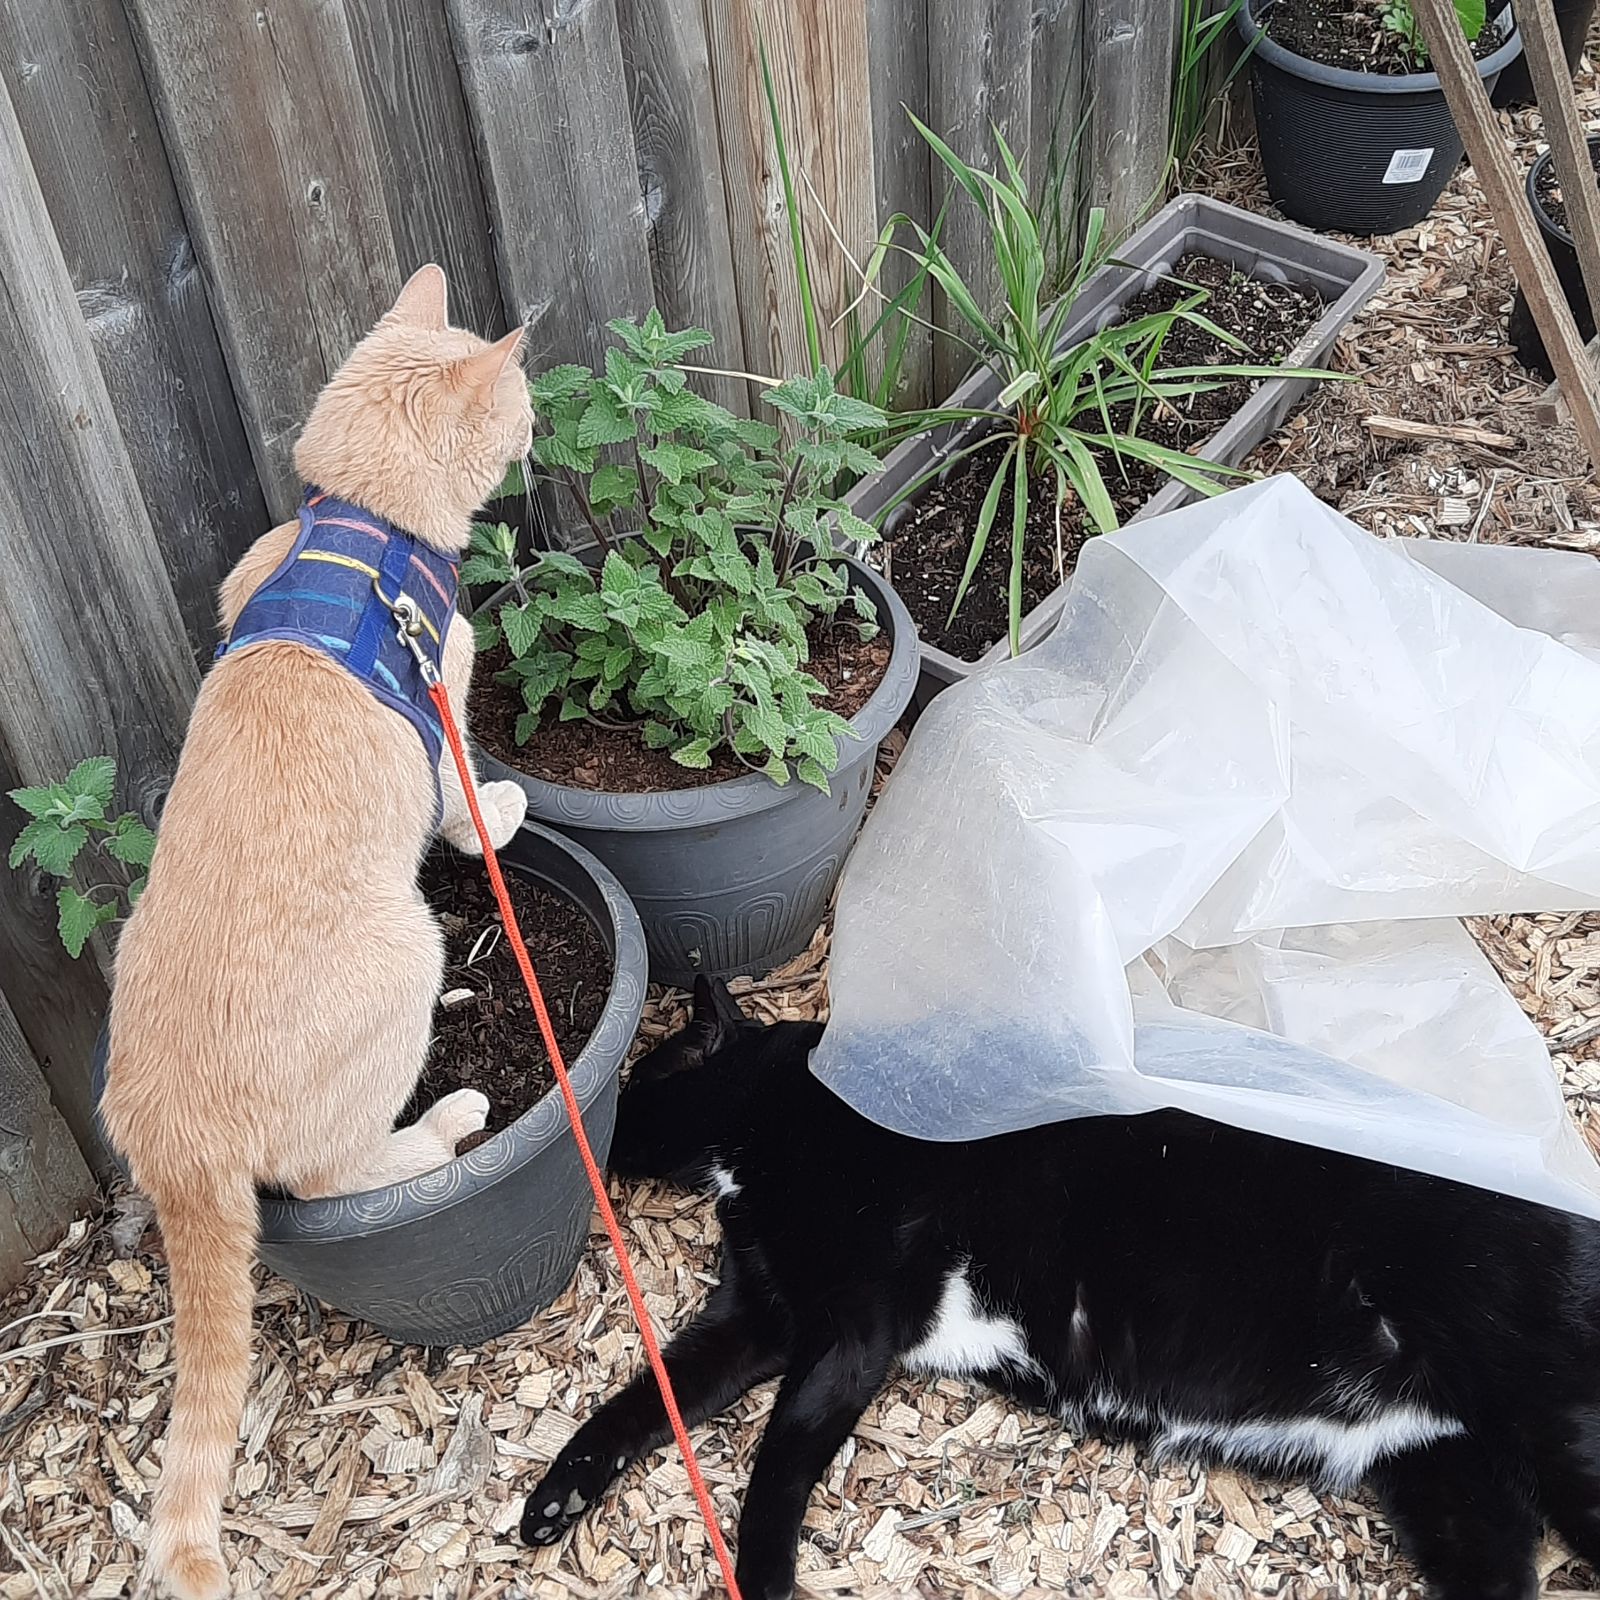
left=1493, top=0, right=1597, bottom=107
left=1240, top=0, right=1523, bottom=236
left=1509, top=142, right=1600, bottom=381
left=91, top=822, right=648, bottom=1347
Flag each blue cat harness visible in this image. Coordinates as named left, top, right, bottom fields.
left=217, top=491, right=460, bottom=810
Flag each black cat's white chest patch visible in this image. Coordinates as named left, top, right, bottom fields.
left=902, top=1267, right=1038, bottom=1378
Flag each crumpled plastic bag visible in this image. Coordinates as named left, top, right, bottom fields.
left=812, top=475, right=1600, bottom=1217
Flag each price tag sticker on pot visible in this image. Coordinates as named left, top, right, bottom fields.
left=1382, top=148, right=1435, bottom=185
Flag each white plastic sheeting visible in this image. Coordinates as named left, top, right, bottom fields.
left=813, top=475, right=1600, bottom=1217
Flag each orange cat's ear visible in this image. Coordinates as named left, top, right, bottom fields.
left=385, top=264, right=449, bottom=331
left=458, top=326, right=526, bottom=402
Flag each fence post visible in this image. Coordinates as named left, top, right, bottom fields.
left=616, top=0, right=752, bottom=417
left=0, top=70, right=196, bottom=1164
left=445, top=0, right=655, bottom=378
left=0, top=991, right=96, bottom=1293
left=926, top=0, right=1035, bottom=395
left=1084, top=0, right=1180, bottom=239
left=124, top=0, right=404, bottom=518
left=703, top=0, right=877, bottom=391
left=0, top=0, right=269, bottom=659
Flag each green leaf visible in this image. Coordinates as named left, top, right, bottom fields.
left=559, top=697, right=588, bottom=722
left=577, top=394, right=638, bottom=449
left=737, top=701, right=788, bottom=758
left=642, top=720, right=677, bottom=750
left=529, top=364, right=593, bottom=410
left=471, top=610, right=502, bottom=652
left=106, top=816, right=157, bottom=869
left=761, top=753, right=791, bottom=786
left=10, top=817, right=87, bottom=877
left=589, top=464, right=639, bottom=511
left=834, top=509, right=880, bottom=548
left=57, top=886, right=118, bottom=958
left=599, top=552, right=642, bottom=597
left=460, top=551, right=517, bottom=588
left=6, top=783, right=64, bottom=821
left=671, top=735, right=716, bottom=770
left=641, top=442, right=717, bottom=485
left=500, top=601, right=543, bottom=658
left=67, top=757, right=116, bottom=808
left=797, top=756, right=832, bottom=791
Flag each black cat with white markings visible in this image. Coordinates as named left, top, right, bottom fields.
left=521, top=978, right=1600, bottom=1600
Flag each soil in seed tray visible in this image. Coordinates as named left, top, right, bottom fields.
left=471, top=614, right=891, bottom=793
left=405, top=850, right=612, bottom=1145
left=890, top=254, right=1325, bottom=662
left=1263, top=0, right=1509, bottom=73
left=1535, top=144, right=1600, bottom=236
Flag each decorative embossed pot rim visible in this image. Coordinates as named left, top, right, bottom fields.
left=90, top=820, right=647, bottom=1242
left=473, top=558, right=919, bottom=832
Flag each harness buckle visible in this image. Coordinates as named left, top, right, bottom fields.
left=373, top=579, right=440, bottom=687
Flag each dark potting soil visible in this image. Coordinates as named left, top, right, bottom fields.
left=889, top=254, right=1325, bottom=663
left=1534, top=144, right=1600, bottom=236
left=406, top=851, right=612, bottom=1144
left=470, top=617, right=891, bottom=793
left=1263, top=0, right=1509, bottom=73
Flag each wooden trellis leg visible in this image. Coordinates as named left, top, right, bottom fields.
left=1412, top=0, right=1600, bottom=475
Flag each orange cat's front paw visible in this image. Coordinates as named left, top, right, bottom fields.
left=469, top=779, right=528, bottom=853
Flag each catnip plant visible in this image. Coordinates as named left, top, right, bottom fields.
left=467, top=313, right=888, bottom=792
left=8, top=757, right=156, bottom=957
left=1379, top=0, right=1486, bottom=66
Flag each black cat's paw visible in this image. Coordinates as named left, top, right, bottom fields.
left=519, top=1444, right=629, bottom=1546
left=734, top=1543, right=798, bottom=1600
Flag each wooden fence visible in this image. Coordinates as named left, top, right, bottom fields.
left=0, top=0, right=1183, bottom=1280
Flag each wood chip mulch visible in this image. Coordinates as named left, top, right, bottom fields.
left=10, top=61, right=1600, bottom=1600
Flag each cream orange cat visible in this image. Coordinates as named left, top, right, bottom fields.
left=104, top=266, right=532, bottom=1600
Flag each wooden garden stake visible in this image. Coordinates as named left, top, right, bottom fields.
left=1515, top=0, right=1600, bottom=337
left=1410, top=0, right=1600, bottom=475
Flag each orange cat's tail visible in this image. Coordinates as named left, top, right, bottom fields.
left=142, top=1168, right=259, bottom=1600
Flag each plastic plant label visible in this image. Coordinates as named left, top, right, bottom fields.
left=1383, top=147, right=1435, bottom=184
left=814, top=476, right=1600, bottom=1220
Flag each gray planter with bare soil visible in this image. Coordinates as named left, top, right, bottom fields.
left=848, top=194, right=1384, bottom=707
left=476, top=559, right=919, bottom=988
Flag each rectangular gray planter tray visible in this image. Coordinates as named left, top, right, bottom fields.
left=849, top=192, right=1384, bottom=702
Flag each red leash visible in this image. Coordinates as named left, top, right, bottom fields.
left=428, top=678, right=744, bottom=1599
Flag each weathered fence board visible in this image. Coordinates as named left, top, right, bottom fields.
left=704, top=0, right=877, bottom=391
left=345, top=0, right=506, bottom=339
left=446, top=0, right=654, bottom=375
left=0, top=73, right=196, bottom=1161
left=1033, top=0, right=1089, bottom=258
left=0, top=0, right=268, bottom=656
left=1086, top=0, right=1179, bottom=239
left=925, top=0, right=1036, bottom=393
left=867, top=0, right=933, bottom=409
left=0, top=990, right=95, bottom=1292
left=616, top=0, right=750, bottom=415
left=125, top=0, right=403, bottom=517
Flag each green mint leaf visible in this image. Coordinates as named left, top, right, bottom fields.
left=529, top=364, right=593, bottom=410
left=57, top=885, right=117, bottom=958
left=577, top=395, right=638, bottom=449
left=640, top=442, right=716, bottom=486
left=501, top=601, right=543, bottom=658
left=11, top=817, right=87, bottom=877
left=7, top=783, right=65, bottom=821
left=67, top=757, right=116, bottom=808
left=106, top=816, right=157, bottom=869
left=671, top=735, right=716, bottom=770
left=460, top=551, right=517, bottom=588
left=589, top=464, right=639, bottom=511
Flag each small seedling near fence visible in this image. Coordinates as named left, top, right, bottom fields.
left=7, top=757, right=155, bottom=956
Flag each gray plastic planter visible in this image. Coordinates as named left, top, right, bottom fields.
left=91, top=822, right=647, bottom=1347
left=848, top=193, right=1384, bottom=705
left=477, top=559, right=919, bottom=987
